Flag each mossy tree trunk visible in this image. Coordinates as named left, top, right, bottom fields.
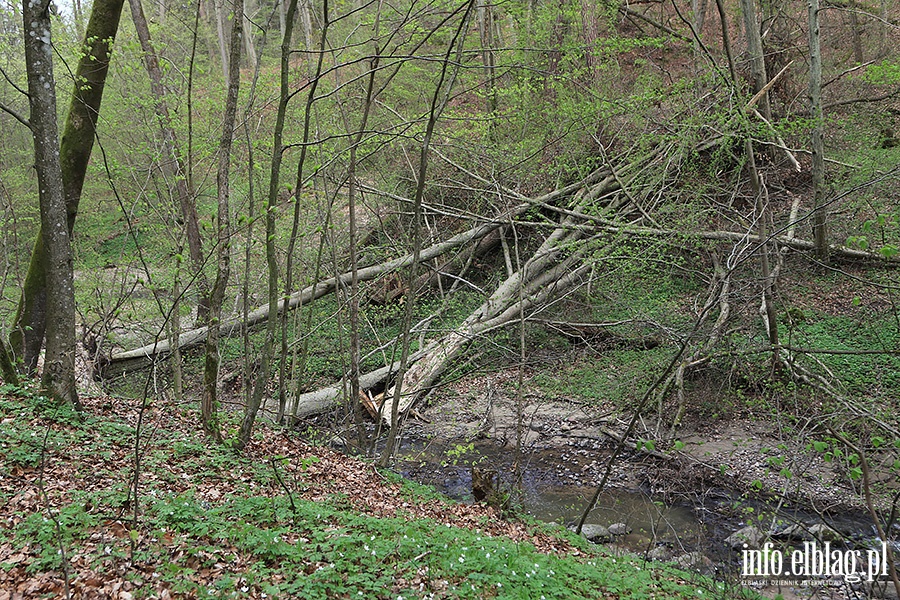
left=9, top=0, right=124, bottom=373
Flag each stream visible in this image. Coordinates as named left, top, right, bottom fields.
left=386, top=433, right=891, bottom=589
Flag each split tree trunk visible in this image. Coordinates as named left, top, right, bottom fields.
left=10, top=0, right=125, bottom=372
left=379, top=221, right=590, bottom=428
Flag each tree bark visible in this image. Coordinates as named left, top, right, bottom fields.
left=808, top=0, right=828, bottom=259
left=10, top=0, right=125, bottom=371
left=381, top=212, right=589, bottom=428
left=22, top=0, right=79, bottom=407
left=237, top=0, right=299, bottom=451
left=278, top=0, right=329, bottom=420
left=128, top=0, right=210, bottom=322
left=740, top=0, right=771, bottom=120
left=213, top=0, right=230, bottom=80
left=243, top=0, right=258, bottom=71
left=201, top=0, right=242, bottom=442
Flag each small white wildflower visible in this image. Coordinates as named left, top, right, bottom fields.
left=485, top=552, right=490, bottom=559
left=458, top=555, right=465, bottom=563
left=240, top=586, right=249, bottom=592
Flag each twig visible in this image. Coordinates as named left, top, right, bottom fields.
left=822, top=60, right=874, bottom=89
left=0, top=102, right=30, bottom=129
left=270, top=457, right=298, bottom=518
left=37, top=413, right=71, bottom=599
left=745, top=61, right=794, bottom=113
left=828, top=428, right=900, bottom=599
left=824, top=85, right=900, bottom=110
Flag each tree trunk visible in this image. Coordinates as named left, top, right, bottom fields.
left=381, top=213, right=590, bottom=428
left=202, top=0, right=242, bottom=442
left=213, top=0, right=230, bottom=80
left=691, top=0, right=708, bottom=56
left=808, top=0, right=828, bottom=259
left=102, top=213, right=519, bottom=375
left=22, top=0, right=79, bottom=407
left=237, top=0, right=299, bottom=451
left=740, top=0, right=771, bottom=120
left=128, top=0, right=210, bottom=322
left=380, top=1, right=476, bottom=465
left=9, top=0, right=125, bottom=371
left=243, top=0, right=258, bottom=71
left=848, top=8, right=863, bottom=64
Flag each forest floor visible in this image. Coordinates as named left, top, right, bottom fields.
left=0, top=386, right=752, bottom=599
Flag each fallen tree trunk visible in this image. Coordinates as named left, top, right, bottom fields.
left=100, top=161, right=624, bottom=377
left=99, top=206, right=528, bottom=377
left=285, top=348, right=428, bottom=420
left=287, top=255, right=593, bottom=421
left=378, top=207, right=596, bottom=427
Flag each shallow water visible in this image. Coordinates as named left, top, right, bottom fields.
left=395, top=436, right=704, bottom=552
left=392, top=435, right=881, bottom=571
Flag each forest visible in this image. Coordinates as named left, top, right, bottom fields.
left=1, top=0, right=900, bottom=595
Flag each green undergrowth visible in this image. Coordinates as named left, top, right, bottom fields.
left=531, top=346, right=672, bottom=406
left=0, top=385, right=757, bottom=599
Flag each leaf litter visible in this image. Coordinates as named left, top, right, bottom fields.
left=0, top=391, right=595, bottom=599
